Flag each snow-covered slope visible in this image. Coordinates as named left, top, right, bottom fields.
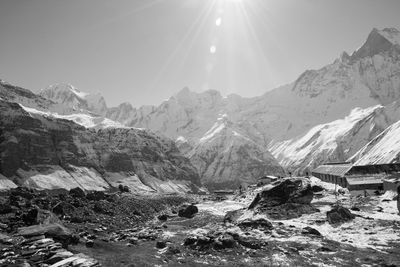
left=187, top=114, right=284, bottom=190
left=349, top=102, right=400, bottom=165
left=20, top=105, right=126, bottom=129
left=269, top=105, right=390, bottom=173
left=350, top=120, right=400, bottom=165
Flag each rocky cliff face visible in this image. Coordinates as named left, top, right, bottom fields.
left=0, top=98, right=201, bottom=193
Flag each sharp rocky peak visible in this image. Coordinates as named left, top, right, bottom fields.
left=351, top=27, right=400, bottom=60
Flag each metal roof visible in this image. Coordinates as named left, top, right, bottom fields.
left=346, top=176, right=383, bottom=185
left=312, top=164, right=353, bottom=177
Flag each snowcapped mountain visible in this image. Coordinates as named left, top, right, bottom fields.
left=5, top=27, right=400, bottom=189
left=266, top=28, right=400, bottom=172
left=0, top=79, right=73, bottom=114
left=40, top=83, right=108, bottom=115
left=187, top=114, right=284, bottom=190
left=0, top=85, right=202, bottom=194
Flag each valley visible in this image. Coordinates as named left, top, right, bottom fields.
left=1, top=26, right=400, bottom=266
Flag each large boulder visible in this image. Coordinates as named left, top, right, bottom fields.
left=327, top=206, right=355, bottom=224
left=178, top=204, right=198, bottom=218
left=249, top=178, right=313, bottom=209
left=69, top=187, right=85, bottom=198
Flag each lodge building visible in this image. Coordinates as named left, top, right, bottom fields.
left=312, top=162, right=400, bottom=191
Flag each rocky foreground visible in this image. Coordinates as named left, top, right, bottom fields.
left=0, top=178, right=400, bottom=266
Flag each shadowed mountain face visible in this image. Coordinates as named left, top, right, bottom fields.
left=0, top=97, right=201, bottom=193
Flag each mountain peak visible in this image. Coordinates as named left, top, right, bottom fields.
left=42, top=83, right=89, bottom=99
left=351, top=27, right=400, bottom=59
left=40, top=83, right=107, bottom=115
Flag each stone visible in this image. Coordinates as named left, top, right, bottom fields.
left=311, top=185, right=324, bottom=193
left=215, top=234, right=235, bottom=249
left=0, top=233, right=12, bottom=244
left=17, top=223, right=72, bottom=239
left=327, top=206, right=355, bottom=225
left=249, top=178, right=313, bottom=209
left=158, top=214, right=168, bottom=221
left=302, top=226, right=322, bottom=236
left=238, top=218, right=273, bottom=230
left=156, top=240, right=167, bottom=249
left=86, top=191, right=107, bottom=201
left=69, top=187, right=86, bottom=198
left=85, top=239, right=94, bottom=248
left=128, top=237, right=138, bottom=245
left=223, top=209, right=245, bottom=224
left=166, top=245, right=181, bottom=255
left=247, top=178, right=318, bottom=220
left=183, top=236, right=197, bottom=246
left=0, top=203, right=12, bottom=214
left=178, top=204, right=198, bottom=218
left=237, top=236, right=265, bottom=249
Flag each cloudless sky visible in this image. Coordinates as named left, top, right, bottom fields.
left=0, top=0, right=400, bottom=107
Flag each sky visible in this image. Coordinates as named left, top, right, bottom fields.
left=0, top=0, right=400, bottom=107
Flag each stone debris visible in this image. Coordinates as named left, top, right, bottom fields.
left=0, top=234, right=100, bottom=267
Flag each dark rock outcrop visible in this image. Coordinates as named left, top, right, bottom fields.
left=178, top=204, right=198, bottom=218
left=327, top=206, right=355, bottom=224
left=248, top=178, right=317, bottom=219
left=249, top=178, right=313, bottom=209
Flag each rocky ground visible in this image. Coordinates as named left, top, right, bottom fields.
left=0, top=177, right=400, bottom=266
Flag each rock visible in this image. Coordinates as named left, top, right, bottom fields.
left=46, top=250, right=74, bottom=264
left=93, top=200, right=113, bottom=214
left=86, top=191, right=107, bottom=201
left=166, top=245, right=181, bottom=255
left=237, top=235, right=266, bottom=249
left=118, top=184, right=130, bottom=193
left=302, top=226, right=322, bottom=236
left=10, top=187, right=34, bottom=200
left=158, top=214, right=168, bottom=221
left=351, top=206, right=360, bottom=211
left=215, top=234, right=235, bottom=249
left=69, top=187, right=85, bottom=198
left=128, top=237, right=138, bottom=245
left=156, top=240, right=167, bottom=249
left=22, top=208, right=39, bottom=225
left=223, top=209, right=245, bottom=224
left=85, top=239, right=94, bottom=247
left=0, top=233, right=12, bottom=244
left=36, top=209, right=61, bottom=225
left=311, top=185, right=324, bottom=193
left=249, top=178, right=313, bottom=209
left=178, top=204, right=198, bottom=218
left=18, top=223, right=72, bottom=239
left=238, top=218, right=273, bottom=230
left=0, top=203, right=12, bottom=214
left=327, top=206, right=355, bottom=224
left=183, top=236, right=197, bottom=246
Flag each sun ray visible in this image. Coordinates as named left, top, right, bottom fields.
left=148, top=1, right=217, bottom=91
